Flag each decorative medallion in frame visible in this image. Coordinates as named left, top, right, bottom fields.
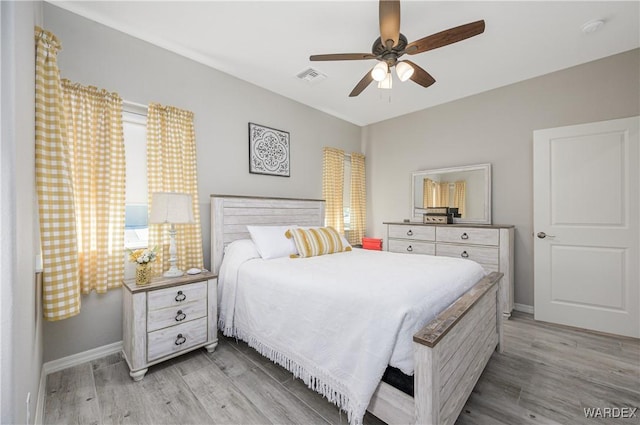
left=248, top=123, right=290, bottom=177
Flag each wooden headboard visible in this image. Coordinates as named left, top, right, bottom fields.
left=210, top=195, right=325, bottom=274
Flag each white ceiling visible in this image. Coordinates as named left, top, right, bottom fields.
left=48, top=1, right=639, bottom=126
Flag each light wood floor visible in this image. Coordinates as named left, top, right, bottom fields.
left=44, top=312, right=639, bottom=425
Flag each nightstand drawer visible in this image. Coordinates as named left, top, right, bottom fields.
left=147, top=317, right=207, bottom=362
left=436, top=244, right=499, bottom=265
left=388, top=239, right=435, bottom=255
left=147, top=298, right=207, bottom=332
left=436, top=227, right=499, bottom=246
left=388, top=224, right=435, bottom=241
left=147, top=281, right=207, bottom=311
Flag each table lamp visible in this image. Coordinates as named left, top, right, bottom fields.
left=149, top=192, right=194, bottom=277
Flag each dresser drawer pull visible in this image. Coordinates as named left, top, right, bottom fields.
left=407, top=245, right=413, bottom=252
left=406, top=229, right=413, bottom=236
left=175, top=310, right=186, bottom=322
left=461, top=251, right=469, bottom=258
left=175, top=291, right=186, bottom=302
left=175, top=334, right=187, bottom=346
left=461, top=233, right=469, bottom=240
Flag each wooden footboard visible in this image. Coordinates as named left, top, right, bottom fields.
left=367, top=272, right=504, bottom=425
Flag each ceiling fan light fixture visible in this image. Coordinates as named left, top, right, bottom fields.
left=395, top=61, right=414, bottom=82
left=377, top=71, right=393, bottom=89
left=371, top=61, right=389, bottom=81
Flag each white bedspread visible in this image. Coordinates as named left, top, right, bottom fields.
left=218, top=240, right=485, bottom=425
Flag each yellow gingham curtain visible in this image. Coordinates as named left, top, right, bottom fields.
left=35, top=27, right=80, bottom=320
left=438, top=182, right=450, bottom=207
left=423, top=178, right=434, bottom=208
left=147, top=104, right=203, bottom=274
left=61, top=80, right=125, bottom=294
left=348, top=153, right=366, bottom=245
left=454, top=181, right=466, bottom=218
left=322, top=147, right=344, bottom=233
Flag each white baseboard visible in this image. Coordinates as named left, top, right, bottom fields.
left=514, top=303, right=534, bottom=314
left=36, top=341, right=123, bottom=424
left=42, top=340, right=123, bottom=375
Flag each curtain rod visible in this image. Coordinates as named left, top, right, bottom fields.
left=344, top=152, right=365, bottom=158
left=123, top=99, right=148, bottom=117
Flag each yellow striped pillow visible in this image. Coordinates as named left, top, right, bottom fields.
left=285, top=227, right=352, bottom=258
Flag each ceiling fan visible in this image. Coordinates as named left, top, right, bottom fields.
left=309, top=0, right=485, bottom=97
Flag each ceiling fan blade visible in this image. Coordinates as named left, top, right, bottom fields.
left=403, top=60, right=436, bottom=88
left=406, top=20, right=485, bottom=55
left=379, top=0, right=401, bottom=49
left=349, top=70, right=375, bottom=97
left=310, top=53, right=377, bottom=61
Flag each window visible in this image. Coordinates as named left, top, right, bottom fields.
left=123, top=109, right=148, bottom=249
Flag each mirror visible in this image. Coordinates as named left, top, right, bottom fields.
left=412, top=163, right=491, bottom=224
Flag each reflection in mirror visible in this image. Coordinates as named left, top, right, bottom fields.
left=412, top=164, right=491, bottom=224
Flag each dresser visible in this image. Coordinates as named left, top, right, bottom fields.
left=385, top=222, right=515, bottom=317
left=122, top=272, right=218, bottom=381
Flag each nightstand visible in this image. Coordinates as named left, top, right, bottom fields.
left=122, top=271, right=218, bottom=381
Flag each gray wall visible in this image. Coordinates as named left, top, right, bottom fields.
left=364, top=49, right=640, bottom=308
left=1, top=1, right=43, bottom=423
left=42, top=4, right=361, bottom=362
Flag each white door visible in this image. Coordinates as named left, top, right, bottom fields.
left=533, top=116, right=639, bottom=338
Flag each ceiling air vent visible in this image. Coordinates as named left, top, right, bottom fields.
left=296, top=68, right=327, bottom=83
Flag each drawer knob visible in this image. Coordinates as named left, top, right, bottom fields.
left=175, top=310, right=186, bottom=322
left=461, top=232, right=469, bottom=240
left=175, top=290, right=186, bottom=302
left=407, top=245, right=413, bottom=252
left=406, top=229, right=413, bottom=236
left=175, top=334, right=187, bottom=346
left=461, top=251, right=469, bottom=258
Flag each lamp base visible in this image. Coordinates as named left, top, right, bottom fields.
left=163, top=267, right=184, bottom=278
left=163, top=224, right=183, bottom=278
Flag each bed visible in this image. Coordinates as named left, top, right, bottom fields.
left=210, top=195, right=503, bottom=425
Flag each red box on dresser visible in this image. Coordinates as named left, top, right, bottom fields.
left=362, top=237, right=383, bottom=251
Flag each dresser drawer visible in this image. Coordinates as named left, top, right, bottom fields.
left=147, top=298, right=207, bottom=332
left=147, top=317, right=207, bottom=362
left=436, top=227, right=499, bottom=246
left=436, top=243, right=499, bottom=265
left=147, top=281, right=207, bottom=311
left=388, top=239, right=435, bottom=255
left=388, top=224, right=435, bottom=241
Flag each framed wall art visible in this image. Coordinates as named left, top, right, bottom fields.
left=248, top=123, right=290, bottom=177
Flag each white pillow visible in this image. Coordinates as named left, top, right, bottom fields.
left=340, top=234, right=352, bottom=250
left=219, top=239, right=260, bottom=300
left=247, top=225, right=298, bottom=259
left=223, top=238, right=260, bottom=258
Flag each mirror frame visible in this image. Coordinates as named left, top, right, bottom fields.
left=411, top=163, right=492, bottom=224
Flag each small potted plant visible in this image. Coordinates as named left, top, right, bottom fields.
left=128, top=246, right=157, bottom=285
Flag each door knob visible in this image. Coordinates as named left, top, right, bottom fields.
left=537, top=232, right=555, bottom=239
